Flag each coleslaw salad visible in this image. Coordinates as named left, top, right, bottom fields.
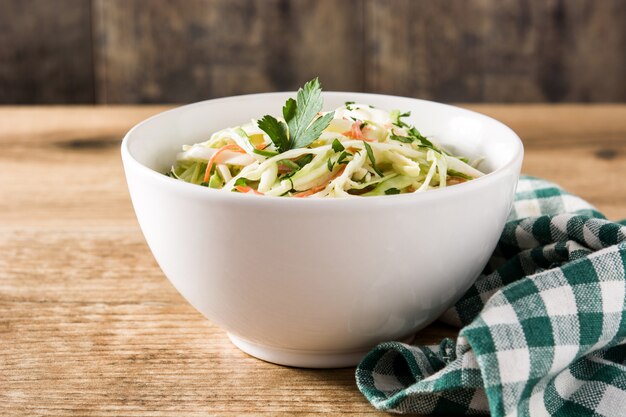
left=166, top=79, right=485, bottom=198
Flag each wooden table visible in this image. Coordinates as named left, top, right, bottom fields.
left=2, top=105, right=625, bottom=416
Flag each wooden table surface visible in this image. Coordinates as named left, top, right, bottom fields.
left=1, top=105, right=625, bottom=416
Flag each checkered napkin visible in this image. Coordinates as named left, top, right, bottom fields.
left=356, top=176, right=626, bottom=416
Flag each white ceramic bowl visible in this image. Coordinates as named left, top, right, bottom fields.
left=121, top=92, right=523, bottom=368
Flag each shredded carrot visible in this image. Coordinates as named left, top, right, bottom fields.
left=293, top=184, right=326, bottom=198
left=342, top=121, right=374, bottom=142
left=294, top=166, right=346, bottom=198
left=447, top=176, right=467, bottom=186
left=235, top=185, right=264, bottom=195
left=203, top=144, right=246, bottom=183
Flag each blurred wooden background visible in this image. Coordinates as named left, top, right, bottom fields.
left=1, top=0, right=625, bottom=104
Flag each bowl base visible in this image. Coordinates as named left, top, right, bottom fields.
left=227, top=333, right=415, bottom=368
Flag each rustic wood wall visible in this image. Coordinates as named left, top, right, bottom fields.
left=1, top=0, right=625, bottom=104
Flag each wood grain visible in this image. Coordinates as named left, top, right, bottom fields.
left=0, top=0, right=94, bottom=104
left=93, top=0, right=364, bottom=103
left=0, top=106, right=169, bottom=229
left=365, top=0, right=626, bottom=102
left=2, top=0, right=624, bottom=104
left=1, top=105, right=626, bottom=416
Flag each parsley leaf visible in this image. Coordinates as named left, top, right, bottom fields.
left=258, top=78, right=334, bottom=154
left=407, top=127, right=436, bottom=149
left=295, top=154, right=314, bottom=167
left=283, top=98, right=296, bottom=123
left=332, top=138, right=345, bottom=152
left=257, top=115, right=290, bottom=153
left=390, top=125, right=438, bottom=151
left=337, top=151, right=351, bottom=165
left=390, top=134, right=414, bottom=144
left=391, top=110, right=412, bottom=128
left=289, top=78, right=334, bottom=149
left=363, top=141, right=384, bottom=177
left=327, top=157, right=335, bottom=171
left=294, top=112, right=334, bottom=149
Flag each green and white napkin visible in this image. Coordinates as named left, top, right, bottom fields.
left=356, top=176, right=626, bottom=416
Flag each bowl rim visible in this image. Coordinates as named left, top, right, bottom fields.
left=121, top=91, right=524, bottom=205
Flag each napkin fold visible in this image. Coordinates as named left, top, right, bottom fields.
left=356, top=176, right=626, bottom=416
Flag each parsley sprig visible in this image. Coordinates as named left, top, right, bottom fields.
left=257, top=78, right=334, bottom=154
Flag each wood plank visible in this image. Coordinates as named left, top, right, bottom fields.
left=364, top=0, right=485, bottom=102
left=0, top=106, right=169, bottom=228
left=93, top=0, right=364, bottom=104
left=0, top=0, right=94, bottom=104
left=365, top=0, right=626, bottom=102
left=1, top=0, right=624, bottom=104
left=0, top=228, right=401, bottom=415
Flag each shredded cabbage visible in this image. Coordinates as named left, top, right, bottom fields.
left=166, top=103, right=485, bottom=197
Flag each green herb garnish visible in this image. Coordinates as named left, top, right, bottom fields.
left=390, top=126, right=437, bottom=151
left=363, top=141, right=383, bottom=177
left=390, top=134, right=414, bottom=144
left=384, top=188, right=401, bottom=195
left=258, top=78, right=334, bottom=154
left=332, top=138, right=345, bottom=153
left=257, top=115, right=290, bottom=153
left=391, top=110, right=411, bottom=128
left=337, top=151, right=352, bottom=165
left=407, top=127, right=436, bottom=149
left=295, top=154, right=314, bottom=167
